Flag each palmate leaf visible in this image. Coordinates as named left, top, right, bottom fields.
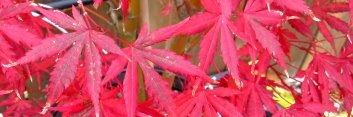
left=237, top=0, right=288, bottom=72
left=0, top=97, right=41, bottom=117
left=48, top=87, right=127, bottom=117
left=273, top=102, right=336, bottom=117
left=1, top=0, right=353, bottom=117
left=150, top=0, right=243, bottom=81
left=337, top=47, right=353, bottom=114
left=5, top=6, right=127, bottom=117
left=231, top=60, right=280, bottom=116
left=0, top=2, right=41, bottom=58
left=238, top=83, right=279, bottom=117
left=149, top=0, right=289, bottom=83
left=175, top=89, right=242, bottom=117
left=104, top=25, right=216, bottom=117
left=292, top=1, right=351, bottom=50
left=301, top=54, right=344, bottom=108
left=285, top=1, right=350, bottom=46
left=0, top=2, right=44, bottom=100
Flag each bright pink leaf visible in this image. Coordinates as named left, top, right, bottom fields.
left=0, top=25, right=41, bottom=47
left=199, top=23, right=220, bottom=72
left=317, top=21, right=336, bottom=51
left=123, top=60, right=139, bottom=117
left=138, top=60, right=175, bottom=114
left=47, top=40, right=84, bottom=104
left=102, top=55, right=128, bottom=85
left=220, top=20, right=240, bottom=81
left=84, top=42, right=102, bottom=116
left=249, top=20, right=287, bottom=70
left=273, top=0, right=311, bottom=13
left=141, top=49, right=215, bottom=83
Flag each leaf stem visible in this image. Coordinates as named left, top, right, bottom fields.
left=85, top=8, right=113, bottom=25
left=104, top=30, right=133, bottom=47
left=212, top=61, right=224, bottom=77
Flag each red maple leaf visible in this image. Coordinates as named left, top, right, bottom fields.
left=149, top=0, right=289, bottom=83
left=104, top=25, right=216, bottom=117
left=175, top=88, right=242, bottom=117
left=0, top=2, right=41, bottom=57
left=231, top=60, right=280, bottom=117
left=311, top=1, right=350, bottom=51
left=150, top=0, right=244, bottom=83
left=4, top=6, right=127, bottom=116
left=300, top=54, right=343, bottom=107
left=0, top=94, right=41, bottom=117
left=273, top=102, right=336, bottom=117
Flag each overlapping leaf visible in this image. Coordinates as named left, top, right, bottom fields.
left=150, top=0, right=244, bottom=81
left=236, top=0, right=287, bottom=72
left=105, top=25, right=216, bottom=117
left=273, top=102, right=336, bottom=117
left=150, top=0, right=289, bottom=82
left=5, top=6, right=127, bottom=117
left=175, top=89, right=242, bottom=117
left=0, top=2, right=40, bottom=54
left=301, top=54, right=343, bottom=106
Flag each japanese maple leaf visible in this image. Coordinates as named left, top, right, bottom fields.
left=309, top=1, right=350, bottom=50
left=301, top=54, right=343, bottom=106
left=334, top=48, right=353, bottom=114
left=49, top=87, right=127, bottom=117
left=272, top=102, right=337, bottom=117
left=105, top=25, right=216, bottom=117
left=237, top=83, right=279, bottom=117
left=276, top=1, right=349, bottom=45
left=150, top=0, right=244, bottom=82
left=5, top=6, right=127, bottom=117
left=175, top=88, right=242, bottom=117
left=0, top=2, right=43, bottom=92
left=229, top=59, right=280, bottom=117
left=0, top=94, right=41, bottom=117
left=0, top=2, right=41, bottom=55
left=235, top=0, right=288, bottom=74
left=150, top=0, right=289, bottom=82
left=51, top=86, right=165, bottom=117
left=0, top=44, right=30, bottom=94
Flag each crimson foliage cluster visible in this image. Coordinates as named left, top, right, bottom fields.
left=0, top=0, right=353, bottom=117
